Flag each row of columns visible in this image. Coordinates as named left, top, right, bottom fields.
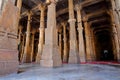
left=18, top=0, right=120, bottom=67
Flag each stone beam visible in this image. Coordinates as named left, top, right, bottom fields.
left=31, top=0, right=42, bottom=5
left=80, top=0, right=104, bottom=8
left=86, top=10, right=107, bottom=18
left=89, top=18, right=108, bottom=25
left=94, top=29, right=111, bottom=35
left=21, top=3, right=44, bottom=17
left=56, top=8, right=68, bottom=17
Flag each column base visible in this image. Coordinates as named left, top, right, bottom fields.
left=0, top=49, right=19, bottom=75
left=80, top=58, right=86, bottom=63
left=36, top=53, right=41, bottom=64
left=69, top=49, right=79, bottom=64
left=40, top=45, right=62, bottom=67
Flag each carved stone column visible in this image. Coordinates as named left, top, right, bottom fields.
left=22, top=12, right=32, bottom=63
left=18, top=26, right=22, bottom=44
left=111, top=0, right=120, bottom=47
left=68, top=0, right=79, bottom=64
left=84, top=18, right=92, bottom=62
left=16, top=0, right=22, bottom=34
left=0, top=0, right=19, bottom=75
left=61, top=22, right=68, bottom=63
left=112, top=25, right=120, bottom=61
left=59, top=30, right=63, bottom=61
left=31, top=30, right=35, bottom=62
left=17, top=0, right=22, bottom=15
left=36, top=6, right=45, bottom=63
left=76, top=5, right=86, bottom=63
left=20, top=34, right=25, bottom=62
left=40, top=1, right=62, bottom=67
left=18, top=26, right=22, bottom=61
left=89, top=29, right=95, bottom=61
left=90, top=29, right=96, bottom=61
left=109, top=8, right=120, bottom=61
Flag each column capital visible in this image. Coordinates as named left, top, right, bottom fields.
left=68, top=19, right=76, bottom=23
left=38, top=4, right=46, bottom=11
left=27, top=11, right=33, bottom=21
left=61, top=21, right=67, bottom=27
left=58, top=28, right=62, bottom=33
left=18, top=25, right=23, bottom=30
left=83, top=17, right=88, bottom=22
left=27, top=11, right=33, bottom=16
left=75, top=4, right=81, bottom=11
left=31, top=29, right=36, bottom=35
left=78, top=27, right=83, bottom=31
left=46, top=0, right=58, bottom=5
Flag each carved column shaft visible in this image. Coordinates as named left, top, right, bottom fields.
left=59, top=32, right=63, bottom=60
left=89, top=29, right=95, bottom=61
left=20, top=34, right=25, bottom=62
left=109, top=6, right=120, bottom=61
left=18, top=26, right=22, bottom=62
left=17, top=0, right=22, bottom=14
left=31, top=31, right=35, bottom=62
left=111, top=0, right=120, bottom=46
left=76, top=5, right=86, bottom=63
left=91, top=29, right=96, bottom=61
left=23, top=12, right=32, bottom=63
left=112, top=26, right=120, bottom=61
left=18, top=26, right=22, bottom=44
left=68, top=0, right=79, bottom=64
left=40, top=1, right=62, bottom=67
left=84, top=20, right=92, bottom=62
left=62, top=22, right=68, bottom=63
left=36, top=6, right=45, bottom=63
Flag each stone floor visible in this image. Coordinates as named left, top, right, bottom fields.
left=0, top=64, right=120, bottom=80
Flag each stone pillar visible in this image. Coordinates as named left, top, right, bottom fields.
left=0, top=0, right=19, bottom=75
left=112, top=25, right=120, bottom=61
left=18, top=26, right=22, bottom=44
left=109, top=8, right=120, bottom=61
left=76, top=5, right=86, bottom=63
left=59, top=30, right=63, bottom=61
left=89, top=29, right=95, bottom=61
left=114, top=0, right=120, bottom=20
left=40, top=1, right=62, bottom=67
left=68, top=0, right=79, bottom=64
left=22, top=12, right=32, bottom=63
left=111, top=0, right=120, bottom=47
left=61, top=22, right=68, bottom=63
left=91, top=29, right=96, bottom=61
left=20, top=34, right=25, bottom=62
left=31, top=30, right=35, bottom=62
left=17, top=0, right=22, bottom=15
left=84, top=18, right=92, bottom=62
left=18, top=26, right=22, bottom=61
left=16, top=0, right=22, bottom=33
left=36, top=6, right=45, bottom=63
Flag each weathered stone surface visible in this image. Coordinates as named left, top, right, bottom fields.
left=0, top=49, right=18, bottom=75
left=40, top=2, right=62, bottom=67
left=0, top=0, right=19, bottom=75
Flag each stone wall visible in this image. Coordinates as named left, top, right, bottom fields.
left=0, top=0, right=19, bottom=75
